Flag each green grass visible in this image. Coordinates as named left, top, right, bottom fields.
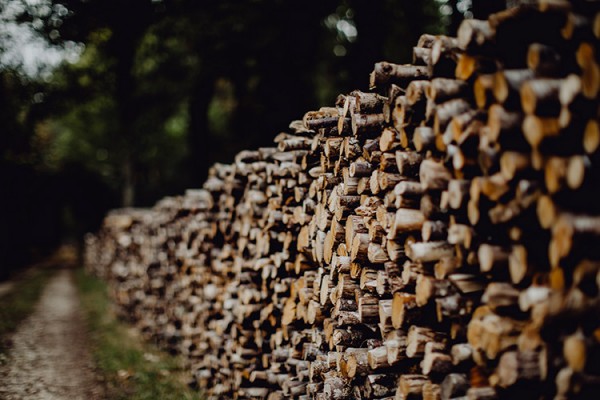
left=75, top=268, right=203, bottom=400
left=0, top=267, right=56, bottom=354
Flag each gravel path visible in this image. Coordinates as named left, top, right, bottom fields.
left=0, top=269, right=104, bottom=400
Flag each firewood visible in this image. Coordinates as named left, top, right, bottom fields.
left=427, top=78, right=469, bottom=103
left=354, top=91, right=387, bottom=114
left=430, top=36, right=461, bottom=78
left=455, top=54, right=498, bottom=81
left=395, top=151, right=423, bottom=178
left=352, top=113, right=385, bottom=137
left=527, top=43, right=561, bottom=76
left=458, top=19, right=494, bottom=53
left=406, top=326, right=445, bottom=358
left=422, top=349, right=453, bottom=376
left=520, top=78, right=562, bottom=116
left=487, top=104, right=526, bottom=150
left=522, top=115, right=561, bottom=149
left=420, top=159, right=452, bottom=191
left=397, top=374, right=428, bottom=399
left=422, top=220, right=447, bottom=242
left=494, top=69, right=535, bottom=109
left=474, top=74, right=495, bottom=109
left=413, top=126, right=436, bottom=152
left=584, top=119, right=600, bottom=154
left=406, top=80, right=430, bottom=108
left=407, top=241, right=455, bottom=263
left=86, top=3, right=600, bottom=398
left=413, top=46, right=432, bottom=66
left=441, top=373, right=469, bottom=399
left=576, top=42, right=600, bottom=98
left=391, top=292, right=418, bottom=329
left=434, top=99, right=472, bottom=136
left=370, top=62, right=430, bottom=89
left=323, top=372, right=352, bottom=400
left=388, top=208, right=425, bottom=239
left=380, top=128, right=401, bottom=152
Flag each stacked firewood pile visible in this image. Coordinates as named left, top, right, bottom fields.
left=85, top=1, right=600, bottom=398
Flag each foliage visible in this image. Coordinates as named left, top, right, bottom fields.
left=75, top=268, right=203, bottom=400
left=10, top=0, right=449, bottom=202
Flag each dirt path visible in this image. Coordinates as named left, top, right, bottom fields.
left=0, top=269, right=104, bottom=400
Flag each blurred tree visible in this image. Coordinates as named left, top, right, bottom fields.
left=29, top=0, right=445, bottom=204
left=36, top=0, right=170, bottom=206
left=167, top=0, right=443, bottom=184
left=160, top=0, right=335, bottom=184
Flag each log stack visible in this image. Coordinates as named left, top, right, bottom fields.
left=85, top=1, right=600, bottom=398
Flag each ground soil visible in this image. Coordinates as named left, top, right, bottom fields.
left=0, top=269, right=104, bottom=400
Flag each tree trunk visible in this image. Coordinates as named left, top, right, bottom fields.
left=122, top=154, right=134, bottom=207
left=188, top=74, right=216, bottom=184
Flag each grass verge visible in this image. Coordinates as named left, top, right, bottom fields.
left=0, top=267, right=56, bottom=354
left=75, top=268, right=203, bottom=400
